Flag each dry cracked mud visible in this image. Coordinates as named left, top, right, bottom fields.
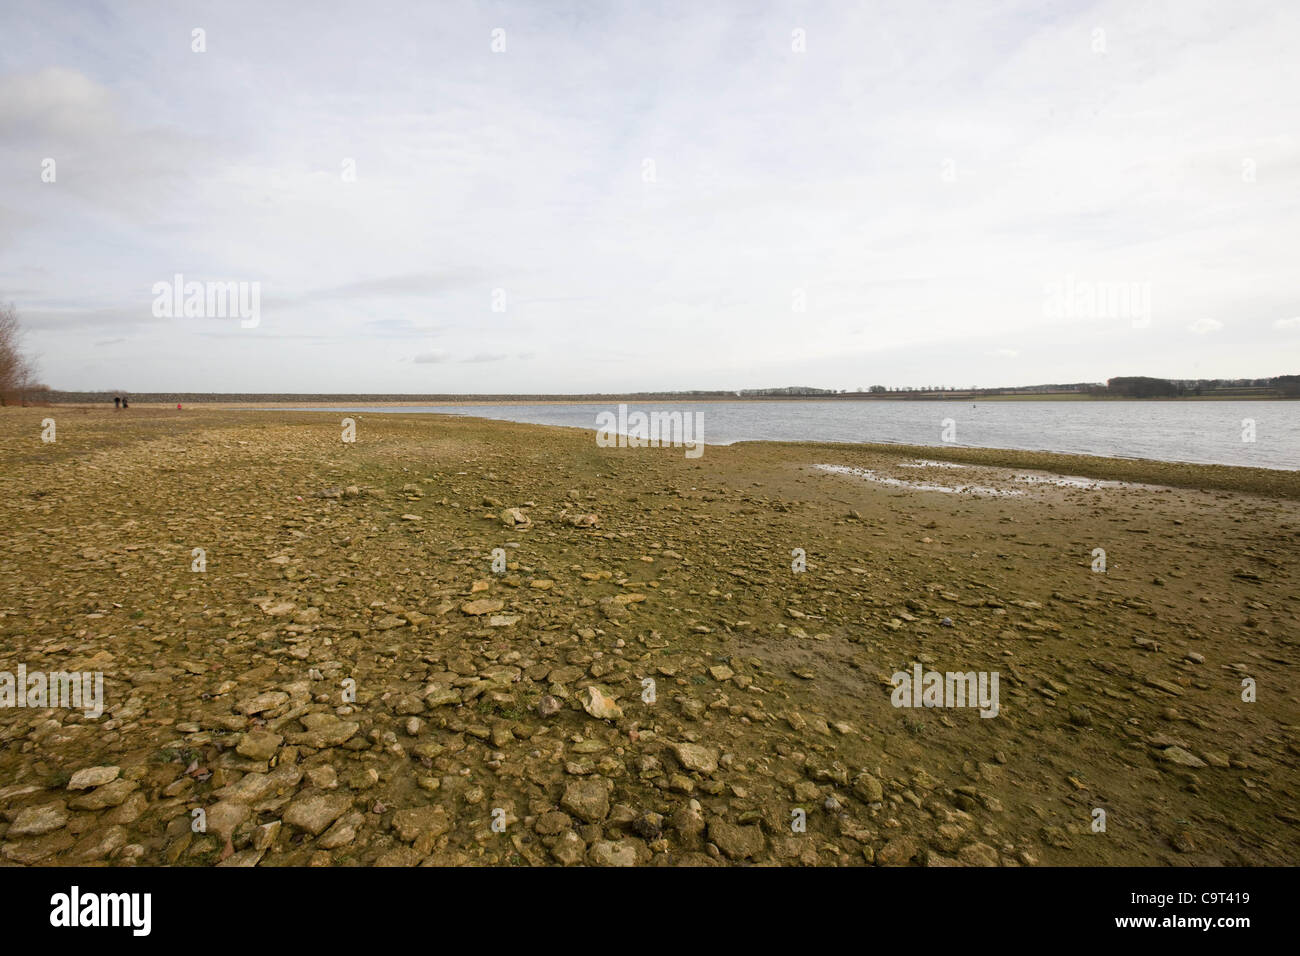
left=1, top=406, right=1296, bottom=866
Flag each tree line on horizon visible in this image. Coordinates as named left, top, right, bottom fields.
left=32, top=374, right=1300, bottom=405
left=1102, top=375, right=1300, bottom=398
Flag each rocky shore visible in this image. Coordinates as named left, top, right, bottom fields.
left=1, top=406, right=1295, bottom=866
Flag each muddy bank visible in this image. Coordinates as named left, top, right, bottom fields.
left=748, top=440, right=1300, bottom=500
left=0, top=407, right=1295, bottom=867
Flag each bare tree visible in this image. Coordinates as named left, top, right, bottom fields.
left=0, top=302, right=39, bottom=404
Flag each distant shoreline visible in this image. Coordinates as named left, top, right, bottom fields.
left=31, top=392, right=1300, bottom=406
left=5, top=403, right=1297, bottom=496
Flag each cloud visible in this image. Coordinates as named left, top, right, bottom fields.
left=1188, top=318, right=1224, bottom=335
left=365, top=318, right=444, bottom=338
left=0, top=67, right=115, bottom=139
left=20, top=308, right=163, bottom=331
left=1274, top=317, right=1300, bottom=330
left=271, top=273, right=488, bottom=309
left=4, top=1, right=1299, bottom=391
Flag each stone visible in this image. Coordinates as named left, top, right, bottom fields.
left=670, top=802, right=705, bottom=847
left=318, top=818, right=358, bottom=849
left=392, top=694, right=425, bottom=716
left=707, top=820, right=765, bottom=860
left=958, top=842, right=1001, bottom=867
left=217, top=848, right=266, bottom=867
left=213, top=763, right=302, bottom=805
left=9, top=803, right=68, bottom=837
left=392, top=806, right=450, bottom=843
left=935, top=824, right=966, bottom=852
left=238, top=691, right=289, bottom=714
left=287, top=714, right=359, bottom=748
left=551, top=830, right=586, bottom=865
left=671, top=742, right=719, bottom=775
left=424, top=684, right=462, bottom=708
left=67, top=766, right=120, bottom=790
left=69, top=825, right=129, bottom=863
left=561, top=779, right=610, bottom=823
left=307, top=765, right=338, bottom=789
left=535, top=811, right=572, bottom=836
left=579, top=686, right=623, bottom=721
left=2, top=832, right=75, bottom=864
left=632, top=811, right=664, bottom=841
left=283, top=794, right=353, bottom=835
left=589, top=839, right=639, bottom=866
left=1161, top=746, right=1207, bottom=768
left=501, top=508, right=531, bottom=527
left=237, top=729, right=284, bottom=760
left=793, top=780, right=821, bottom=802
left=877, top=836, right=921, bottom=866
left=374, top=846, right=423, bottom=867
left=462, top=599, right=505, bottom=616
left=206, top=801, right=250, bottom=839
left=853, top=772, right=884, bottom=803
left=252, top=821, right=281, bottom=850
left=68, top=779, right=137, bottom=810
left=104, top=792, right=148, bottom=826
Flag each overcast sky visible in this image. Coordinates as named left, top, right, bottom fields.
left=2, top=0, right=1298, bottom=393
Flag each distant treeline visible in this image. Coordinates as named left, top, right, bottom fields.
left=1103, top=375, right=1300, bottom=398
left=37, top=389, right=789, bottom=404
left=29, top=375, right=1300, bottom=405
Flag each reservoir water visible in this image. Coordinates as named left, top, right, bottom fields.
left=279, top=400, right=1299, bottom=470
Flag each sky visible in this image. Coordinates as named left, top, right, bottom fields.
left=1, top=0, right=1298, bottom=393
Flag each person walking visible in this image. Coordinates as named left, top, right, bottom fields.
left=114, top=396, right=121, bottom=409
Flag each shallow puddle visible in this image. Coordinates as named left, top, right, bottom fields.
left=815, top=464, right=1024, bottom=497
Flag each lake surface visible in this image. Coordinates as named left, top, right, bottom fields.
left=281, top=401, right=1299, bottom=470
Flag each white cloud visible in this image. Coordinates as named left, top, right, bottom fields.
left=2, top=0, right=1298, bottom=391
left=1188, top=318, right=1224, bottom=335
